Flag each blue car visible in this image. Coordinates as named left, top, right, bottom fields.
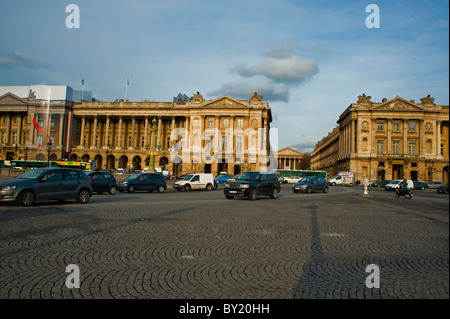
left=215, top=174, right=233, bottom=184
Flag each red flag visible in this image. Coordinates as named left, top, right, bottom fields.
left=33, top=117, right=51, bottom=142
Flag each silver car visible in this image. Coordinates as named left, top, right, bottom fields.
left=0, top=168, right=93, bottom=206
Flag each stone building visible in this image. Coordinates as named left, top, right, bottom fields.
left=69, top=92, right=273, bottom=176
left=276, top=147, right=305, bottom=170
left=311, top=94, right=449, bottom=183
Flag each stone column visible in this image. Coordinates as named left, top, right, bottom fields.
left=143, top=117, right=149, bottom=148
left=129, top=116, right=135, bottom=149
left=351, top=119, right=355, bottom=154
left=437, top=120, right=442, bottom=156
left=387, top=119, right=391, bottom=154
left=116, top=116, right=123, bottom=149
left=157, top=117, right=162, bottom=149
left=91, top=116, right=98, bottom=149
left=58, top=113, right=65, bottom=148
left=17, top=114, right=23, bottom=145
left=104, top=116, right=110, bottom=148
left=79, top=116, right=85, bottom=148
left=403, top=119, right=408, bottom=155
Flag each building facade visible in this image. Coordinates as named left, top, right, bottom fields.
left=311, top=94, right=449, bottom=183
left=276, top=147, right=305, bottom=170
left=69, top=92, right=273, bottom=176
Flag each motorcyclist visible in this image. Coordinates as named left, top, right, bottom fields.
left=399, top=179, right=408, bottom=189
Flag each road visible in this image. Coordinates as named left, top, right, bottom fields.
left=0, top=181, right=448, bottom=300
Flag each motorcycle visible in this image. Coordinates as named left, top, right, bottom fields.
left=395, top=187, right=413, bottom=199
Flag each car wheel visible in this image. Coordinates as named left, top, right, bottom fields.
left=108, top=186, right=117, bottom=195
left=332, top=182, right=336, bottom=186
left=184, top=184, right=191, bottom=191
left=206, top=184, right=213, bottom=191
left=157, top=185, right=165, bottom=193
left=128, top=185, right=135, bottom=193
left=225, top=195, right=234, bottom=199
left=19, top=190, right=35, bottom=206
left=248, top=189, right=257, bottom=201
left=77, top=189, right=91, bottom=204
left=323, top=186, right=329, bottom=193
left=293, top=189, right=298, bottom=193
left=270, top=188, right=278, bottom=199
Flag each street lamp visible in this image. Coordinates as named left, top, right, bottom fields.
left=105, top=148, right=109, bottom=170
left=46, top=140, right=53, bottom=167
left=425, top=160, right=435, bottom=183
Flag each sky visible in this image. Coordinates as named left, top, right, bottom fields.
left=0, top=0, right=448, bottom=152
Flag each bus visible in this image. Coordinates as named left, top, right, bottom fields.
left=10, top=160, right=91, bottom=170
left=274, top=169, right=327, bottom=181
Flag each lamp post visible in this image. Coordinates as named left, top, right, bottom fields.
left=46, top=140, right=53, bottom=167
left=105, top=148, right=109, bottom=170
left=24, top=146, right=28, bottom=169
left=148, top=118, right=158, bottom=171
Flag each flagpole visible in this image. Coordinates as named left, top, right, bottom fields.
left=81, top=79, right=85, bottom=101
left=125, top=77, right=129, bottom=101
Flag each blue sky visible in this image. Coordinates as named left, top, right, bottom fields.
left=0, top=0, right=448, bottom=152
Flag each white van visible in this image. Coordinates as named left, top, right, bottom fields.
left=385, top=179, right=414, bottom=191
left=328, top=172, right=354, bottom=186
left=175, top=173, right=215, bottom=191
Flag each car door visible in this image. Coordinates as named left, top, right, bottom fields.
left=190, top=175, right=201, bottom=189
left=62, top=169, right=83, bottom=198
left=137, top=174, right=150, bottom=190
left=89, top=172, right=103, bottom=192
left=37, top=169, right=64, bottom=200
left=258, top=173, right=270, bottom=194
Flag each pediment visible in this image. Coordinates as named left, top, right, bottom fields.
left=371, top=97, right=424, bottom=112
left=0, top=92, right=28, bottom=106
left=276, top=147, right=305, bottom=157
left=202, top=96, right=248, bottom=109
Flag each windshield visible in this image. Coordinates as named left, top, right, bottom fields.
left=236, top=172, right=260, bottom=181
left=15, top=169, right=46, bottom=179
left=183, top=174, right=194, bottom=181
left=391, top=180, right=401, bottom=184
left=125, top=174, right=140, bottom=180
left=300, top=177, right=312, bottom=183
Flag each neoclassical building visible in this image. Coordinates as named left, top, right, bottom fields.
left=0, top=89, right=274, bottom=176
left=311, top=94, right=449, bottom=183
left=70, top=92, right=273, bottom=176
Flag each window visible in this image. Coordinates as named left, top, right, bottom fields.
left=377, top=140, right=384, bottom=155
left=237, top=118, right=243, bottom=128
left=14, top=116, right=19, bottom=124
left=222, top=136, right=228, bottom=150
left=13, top=132, right=17, bottom=144
left=409, top=121, right=416, bottom=132
left=441, top=144, right=445, bottom=156
left=393, top=121, right=400, bottom=132
left=208, top=118, right=214, bottom=128
left=393, top=140, right=400, bottom=155
left=222, top=118, right=229, bottom=128
left=236, top=136, right=243, bottom=151
left=408, top=141, right=416, bottom=156
left=377, top=121, right=384, bottom=131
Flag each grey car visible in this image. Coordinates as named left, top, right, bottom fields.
left=292, top=176, right=329, bottom=193
left=0, top=168, right=93, bottom=206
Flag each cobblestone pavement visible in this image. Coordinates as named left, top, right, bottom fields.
left=0, top=183, right=448, bottom=299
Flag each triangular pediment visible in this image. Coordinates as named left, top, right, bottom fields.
left=371, top=97, right=424, bottom=111
left=202, top=96, right=248, bottom=109
left=0, top=92, right=28, bottom=106
left=276, top=147, right=305, bottom=157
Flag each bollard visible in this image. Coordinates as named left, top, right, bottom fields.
left=363, top=178, right=369, bottom=195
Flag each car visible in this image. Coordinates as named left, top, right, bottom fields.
left=223, top=171, right=281, bottom=200
left=372, top=180, right=391, bottom=188
left=0, top=168, right=93, bottom=206
left=286, top=176, right=302, bottom=184
left=214, top=173, right=233, bottom=184
left=427, top=181, right=444, bottom=189
left=437, top=184, right=449, bottom=194
left=174, top=173, right=216, bottom=191
left=292, top=176, right=329, bottom=194
left=117, top=173, right=167, bottom=193
left=115, top=168, right=125, bottom=174
left=87, top=171, right=118, bottom=195
left=385, top=179, right=413, bottom=191
left=413, top=181, right=429, bottom=190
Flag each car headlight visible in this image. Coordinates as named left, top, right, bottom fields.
left=2, top=185, right=17, bottom=191
left=240, top=184, right=250, bottom=189
left=224, top=183, right=230, bottom=188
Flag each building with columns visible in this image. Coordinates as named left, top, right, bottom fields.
left=275, top=147, right=305, bottom=170
left=69, top=92, right=273, bottom=176
left=311, top=94, right=449, bottom=183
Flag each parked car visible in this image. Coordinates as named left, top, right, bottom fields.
left=372, top=180, right=391, bottom=188
left=413, top=181, right=429, bottom=190
left=87, top=171, right=118, bottom=195
left=115, top=168, right=124, bottom=174
left=117, top=173, right=167, bottom=193
left=437, top=184, right=449, bottom=194
left=385, top=179, right=413, bottom=191
left=224, top=171, right=281, bottom=200
left=174, top=173, right=215, bottom=191
left=427, top=181, right=444, bottom=189
left=286, top=176, right=302, bottom=184
left=0, top=168, right=93, bottom=206
left=214, top=173, right=233, bottom=184
left=292, top=176, right=329, bottom=194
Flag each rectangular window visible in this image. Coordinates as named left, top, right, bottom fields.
left=409, top=121, right=416, bottom=132
left=236, top=136, right=243, bottom=151
left=222, top=136, right=228, bottom=150
left=377, top=121, right=384, bottom=131
left=237, top=118, right=243, bottom=128
left=393, top=140, right=400, bottom=155
left=393, top=121, right=400, bottom=132
left=408, top=141, right=416, bottom=156
left=222, top=118, right=229, bottom=128
left=377, top=140, right=384, bottom=155
left=208, top=118, right=214, bottom=128
left=441, top=143, right=445, bottom=156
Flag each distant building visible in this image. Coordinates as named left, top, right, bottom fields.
left=311, top=94, right=449, bottom=183
left=275, top=147, right=305, bottom=170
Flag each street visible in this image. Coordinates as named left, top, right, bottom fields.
left=0, top=182, right=448, bottom=299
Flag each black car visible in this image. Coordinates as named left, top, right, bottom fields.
left=117, top=173, right=167, bottom=193
left=372, top=180, right=391, bottom=188
left=87, top=171, right=118, bottom=195
left=223, top=172, right=281, bottom=200
left=437, top=184, right=448, bottom=194
left=292, top=176, right=329, bottom=193
left=413, top=181, right=429, bottom=190
left=0, top=168, right=93, bottom=206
